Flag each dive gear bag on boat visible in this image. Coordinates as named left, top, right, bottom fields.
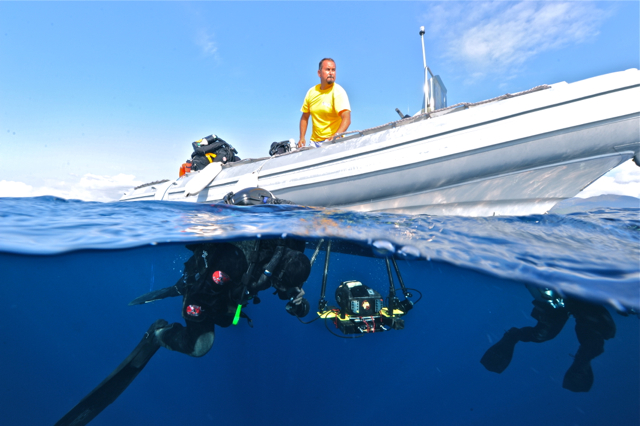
left=190, top=135, right=240, bottom=171
left=269, top=140, right=291, bottom=156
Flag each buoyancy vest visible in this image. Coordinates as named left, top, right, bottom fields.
left=180, top=239, right=309, bottom=322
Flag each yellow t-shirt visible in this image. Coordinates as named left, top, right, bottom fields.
left=301, top=83, right=351, bottom=142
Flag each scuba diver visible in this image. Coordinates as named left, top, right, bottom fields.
left=149, top=239, right=311, bottom=356
left=480, top=285, right=616, bottom=392
left=54, top=238, right=311, bottom=426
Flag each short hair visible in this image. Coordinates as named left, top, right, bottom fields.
left=318, top=58, right=336, bottom=70
left=276, top=250, right=311, bottom=289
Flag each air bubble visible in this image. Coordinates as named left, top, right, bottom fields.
left=607, top=298, right=625, bottom=313
left=371, top=240, right=395, bottom=256
left=397, top=245, right=420, bottom=259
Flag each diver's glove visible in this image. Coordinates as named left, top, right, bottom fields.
left=286, top=297, right=310, bottom=318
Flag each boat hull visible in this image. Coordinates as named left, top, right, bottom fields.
left=121, top=69, right=640, bottom=216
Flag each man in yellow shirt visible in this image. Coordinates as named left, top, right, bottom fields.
left=298, top=58, right=351, bottom=148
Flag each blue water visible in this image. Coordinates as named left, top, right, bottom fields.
left=1, top=196, right=638, bottom=425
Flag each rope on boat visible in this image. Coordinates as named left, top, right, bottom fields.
left=133, top=179, right=170, bottom=190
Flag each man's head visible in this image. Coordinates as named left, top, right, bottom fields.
left=273, top=250, right=311, bottom=299
left=318, top=58, right=336, bottom=88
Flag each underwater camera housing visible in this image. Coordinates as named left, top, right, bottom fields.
left=336, top=280, right=383, bottom=316
left=333, top=280, right=404, bottom=334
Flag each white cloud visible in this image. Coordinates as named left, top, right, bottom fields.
left=196, top=29, right=218, bottom=57
left=426, top=1, right=607, bottom=79
left=0, top=173, right=143, bottom=202
left=576, top=159, right=640, bottom=199
left=0, top=180, right=34, bottom=197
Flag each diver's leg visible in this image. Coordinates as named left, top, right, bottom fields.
left=54, top=319, right=169, bottom=426
left=518, top=301, right=569, bottom=343
left=155, top=316, right=215, bottom=357
left=563, top=300, right=616, bottom=392
left=481, top=301, right=569, bottom=373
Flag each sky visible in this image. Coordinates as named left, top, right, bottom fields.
left=0, top=1, right=639, bottom=202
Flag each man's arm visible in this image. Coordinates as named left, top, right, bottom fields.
left=285, top=287, right=310, bottom=317
left=327, top=110, right=351, bottom=141
left=291, top=288, right=305, bottom=305
left=298, top=112, right=310, bottom=148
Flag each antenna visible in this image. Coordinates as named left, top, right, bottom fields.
left=419, top=26, right=431, bottom=114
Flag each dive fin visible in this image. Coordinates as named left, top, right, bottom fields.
left=562, top=344, right=599, bottom=392
left=563, top=356, right=594, bottom=392
left=480, top=328, right=520, bottom=374
left=54, top=320, right=168, bottom=426
left=129, top=285, right=181, bottom=305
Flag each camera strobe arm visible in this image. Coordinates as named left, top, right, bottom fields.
left=384, top=258, right=400, bottom=316
left=318, top=240, right=332, bottom=312
left=391, top=257, right=414, bottom=313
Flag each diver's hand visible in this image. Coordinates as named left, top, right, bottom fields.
left=292, top=288, right=305, bottom=305
left=297, top=138, right=306, bottom=149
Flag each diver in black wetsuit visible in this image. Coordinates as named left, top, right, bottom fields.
left=55, top=239, right=311, bottom=426
left=480, top=285, right=616, bottom=392
left=150, top=240, right=311, bottom=357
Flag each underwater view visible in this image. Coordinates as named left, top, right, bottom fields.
left=0, top=196, right=638, bottom=426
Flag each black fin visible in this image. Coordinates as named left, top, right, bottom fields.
left=129, top=285, right=181, bottom=305
left=563, top=357, right=594, bottom=392
left=54, top=320, right=167, bottom=426
left=481, top=328, right=520, bottom=374
left=563, top=344, right=600, bottom=392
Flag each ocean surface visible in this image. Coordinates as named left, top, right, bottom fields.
left=0, top=196, right=638, bottom=426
